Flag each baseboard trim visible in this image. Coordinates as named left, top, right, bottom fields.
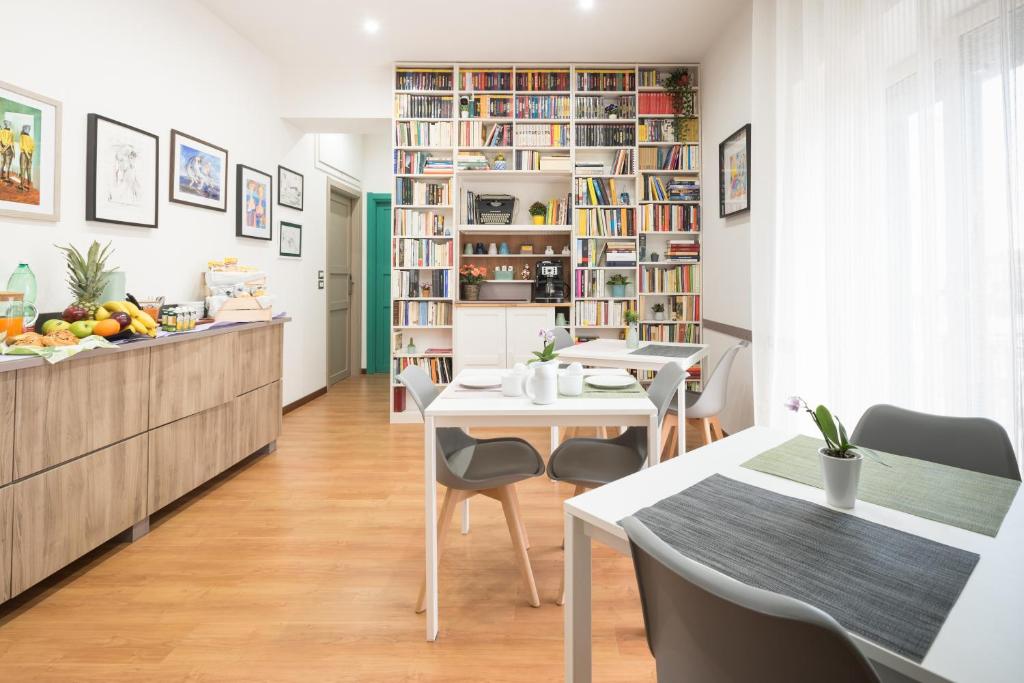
left=283, top=387, right=328, bottom=414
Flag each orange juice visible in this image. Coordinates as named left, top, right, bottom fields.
left=0, top=292, right=24, bottom=339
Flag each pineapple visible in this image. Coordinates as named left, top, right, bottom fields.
left=56, top=241, right=115, bottom=319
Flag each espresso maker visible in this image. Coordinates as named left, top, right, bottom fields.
left=533, top=260, right=569, bottom=303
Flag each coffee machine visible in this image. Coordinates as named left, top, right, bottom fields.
left=533, top=260, right=569, bottom=303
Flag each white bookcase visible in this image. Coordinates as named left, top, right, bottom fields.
left=390, top=63, right=702, bottom=423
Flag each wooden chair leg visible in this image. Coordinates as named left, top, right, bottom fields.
left=709, top=415, right=725, bottom=440
left=597, top=426, right=608, bottom=439
left=493, top=485, right=540, bottom=608
left=508, top=485, right=529, bottom=550
left=660, top=413, right=678, bottom=461
left=416, top=487, right=464, bottom=613
left=558, top=485, right=588, bottom=606
left=701, top=418, right=714, bottom=446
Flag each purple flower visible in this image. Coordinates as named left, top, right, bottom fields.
left=783, top=396, right=803, bottom=412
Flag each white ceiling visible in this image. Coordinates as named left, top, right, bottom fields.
left=198, top=0, right=748, bottom=69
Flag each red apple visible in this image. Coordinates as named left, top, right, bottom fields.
left=62, top=305, right=89, bottom=323
left=110, top=311, right=131, bottom=331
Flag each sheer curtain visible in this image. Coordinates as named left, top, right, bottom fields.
left=754, top=0, right=1024, bottom=458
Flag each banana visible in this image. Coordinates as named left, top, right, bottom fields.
left=94, top=307, right=111, bottom=321
left=130, top=319, right=148, bottom=335
left=147, top=328, right=157, bottom=338
left=124, top=301, right=141, bottom=317
left=135, top=310, right=157, bottom=329
left=103, top=300, right=128, bottom=314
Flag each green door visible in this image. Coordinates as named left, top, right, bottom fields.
left=366, top=193, right=391, bottom=374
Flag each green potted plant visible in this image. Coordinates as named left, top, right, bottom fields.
left=528, top=201, right=547, bottom=225
left=606, top=273, right=630, bottom=297
left=624, top=308, right=640, bottom=349
left=652, top=303, right=665, bottom=321
left=664, top=67, right=697, bottom=142
left=459, top=264, right=486, bottom=301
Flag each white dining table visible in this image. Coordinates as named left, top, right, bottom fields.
left=563, top=426, right=1024, bottom=682
left=422, top=367, right=659, bottom=642
left=555, top=339, right=708, bottom=458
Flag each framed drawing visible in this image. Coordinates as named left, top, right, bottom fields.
left=719, top=123, right=750, bottom=217
left=236, top=164, right=272, bottom=240
left=0, top=80, right=62, bottom=221
left=86, top=114, right=159, bottom=228
left=169, top=129, right=228, bottom=211
left=280, top=221, right=302, bottom=257
left=278, top=165, right=303, bottom=210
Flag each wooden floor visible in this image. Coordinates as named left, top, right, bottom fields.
left=0, top=375, right=704, bottom=682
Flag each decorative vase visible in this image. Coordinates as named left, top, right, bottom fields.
left=608, top=113, right=618, bottom=119
left=532, top=215, right=545, bottom=225
left=626, top=323, right=640, bottom=349
left=818, top=448, right=863, bottom=509
left=610, top=284, right=626, bottom=297
left=462, top=283, right=480, bottom=301
left=654, top=311, right=665, bottom=321
left=525, top=360, right=558, bottom=405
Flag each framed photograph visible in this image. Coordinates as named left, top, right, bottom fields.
left=719, top=123, right=751, bottom=217
left=278, top=164, right=303, bottom=210
left=86, top=114, right=159, bottom=228
left=280, top=221, right=302, bottom=257
left=236, top=164, right=272, bottom=240
left=0, top=80, right=61, bottom=221
left=169, top=129, right=228, bottom=211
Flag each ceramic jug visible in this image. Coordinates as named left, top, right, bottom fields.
left=524, top=360, right=558, bottom=405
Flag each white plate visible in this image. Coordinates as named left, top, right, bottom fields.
left=585, top=374, right=636, bottom=389
left=459, top=376, right=502, bottom=389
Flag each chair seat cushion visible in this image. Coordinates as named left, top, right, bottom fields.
left=547, top=438, right=646, bottom=488
left=454, top=437, right=545, bottom=489
left=667, top=390, right=701, bottom=415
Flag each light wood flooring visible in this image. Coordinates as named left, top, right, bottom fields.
left=0, top=374, right=704, bottom=682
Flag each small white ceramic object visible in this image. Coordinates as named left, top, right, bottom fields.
left=818, top=448, right=863, bottom=509
left=525, top=360, right=558, bottom=404
left=558, top=362, right=584, bottom=396
left=502, top=372, right=524, bottom=396
left=585, top=374, right=635, bottom=390
left=460, top=375, right=502, bottom=389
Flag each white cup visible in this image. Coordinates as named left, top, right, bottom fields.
left=502, top=373, right=524, bottom=397
left=558, top=372, right=584, bottom=396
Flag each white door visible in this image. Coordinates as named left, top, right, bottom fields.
left=327, top=191, right=353, bottom=384
left=454, top=306, right=507, bottom=374
left=505, top=308, right=556, bottom=367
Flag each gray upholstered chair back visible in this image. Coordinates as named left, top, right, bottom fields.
left=621, top=517, right=880, bottom=683
left=687, top=340, right=749, bottom=419
left=549, top=327, right=575, bottom=350
left=648, top=362, right=686, bottom=423
left=851, top=404, right=1020, bottom=480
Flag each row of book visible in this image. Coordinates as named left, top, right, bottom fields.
left=639, top=204, right=700, bottom=232
left=395, top=94, right=453, bottom=118
left=639, top=264, right=701, bottom=293
left=394, top=151, right=452, bottom=175
left=517, top=70, right=570, bottom=91
left=393, top=209, right=448, bottom=236
left=392, top=357, right=453, bottom=385
left=639, top=324, right=702, bottom=343
left=459, top=70, right=511, bottom=91
left=638, top=119, right=677, bottom=143
left=460, top=95, right=512, bottom=118
left=392, top=269, right=451, bottom=299
left=576, top=95, right=636, bottom=119
left=664, top=239, right=700, bottom=263
left=576, top=238, right=637, bottom=268
left=542, top=196, right=571, bottom=225
left=573, top=270, right=631, bottom=299
left=395, top=121, right=452, bottom=147
left=396, top=178, right=450, bottom=206
left=516, top=151, right=571, bottom=171
left=393, top=238, right=454, bottom=268
left=458, top=121, right=511, bottom=147
left=645, top=176, right=700, bottom=202
left=576, top=207, right=635, bottom=236
left=574, top=149, right=633, bottom=176
left=576, top=123, right=636, bottom=147
left=639, top=145, right=700, bottom=170
left=396, top=69, right=452, bottom=91
left=638, top=92, right=696, bottom=116
left=577, top=70, right=635, bottom=92
left=393, top=301, right=453, bottom=327
left=516, top=123, right=569, bottom=147
left=658, top=294, right=701, bottom=320
left=638, top=68, right=666, bottom=88
left=576, top=177, right=630, bottom=206
left=516, top=95, right=571, bottom=119
left=574, top=300, right=637, bottom=327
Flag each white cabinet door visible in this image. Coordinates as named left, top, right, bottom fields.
left=505, top=308, right=556, bottom=367
left=454, top=306, right=507, bottom=374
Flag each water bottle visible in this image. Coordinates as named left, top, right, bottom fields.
left=6, top=263, right=38, bottom=329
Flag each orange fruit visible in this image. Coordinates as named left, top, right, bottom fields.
left=91, top=319, right=121, bottom=337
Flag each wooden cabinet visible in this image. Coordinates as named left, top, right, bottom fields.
left=14, top=350, right=150, bottom=478
left=0, top=486, right=11, bottom=602
left=149, top=332, right=236, bottom=428
left=10, top=433, right=148, bottom=596
left=234, top=381, right=282, bottom=462
left=454, top=306, right=555, bottom=374
left=0, top=372, right=13, bottom=486
left=506, top=308, right=557, bottom=366
left=234, top=324, right=283, bottom=396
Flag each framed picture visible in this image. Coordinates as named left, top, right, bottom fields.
left=236, top=164, right=272, bottom=240
left=280, top=221, right=302, bottom=257
left=86, top=114, right=159, bottom=228
left=0, top=80, right=61, bottom=221
left=278, top=164, right=303, bottom=210
left=719, top=123, right=751, bottom=217
left=169, top=129, right=228, bottom=211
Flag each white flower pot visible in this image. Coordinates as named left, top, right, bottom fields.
left=818, top=448, right=863, bottom=509
left=525, top=360, right=558, bottom=405
left=654, top=312, right=665, bottom=321
left=626, top=323, right=640, bottom=349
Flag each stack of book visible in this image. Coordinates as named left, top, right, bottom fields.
left=422, top=157, right=453, bottom=174
left=665, top=239, right=699, bottom=263
left=604, top=240, right=637, bottom=267
left=538, top=154, right=571, bottom=171
left=516, top=150, right=569, bottom=170
left=455, top=151, right=490, bottom=171
left=574, top=161, right=605, bottom=176
left=667, top=178, right=700, bottom=201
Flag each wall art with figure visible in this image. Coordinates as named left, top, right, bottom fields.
left=0, top=80, right=61, bottom=221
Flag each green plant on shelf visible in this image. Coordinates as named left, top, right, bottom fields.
left=606, top=274, right=630, bottom=286
left=624, top=309, right=640, bottom=325
left=652, top=303, right=665, bottom=313
left=664, top=68, right=697, bottom=142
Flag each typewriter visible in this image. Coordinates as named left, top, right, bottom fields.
left=474, top=194, right=518, bottom=225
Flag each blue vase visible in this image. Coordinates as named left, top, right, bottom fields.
left=610, top=284, right=626, bottom=297
left=499, top=242, right=510, bottom=255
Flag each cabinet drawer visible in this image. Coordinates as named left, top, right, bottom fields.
left=234, top=381, right=281, bottom=462
left=11, top=433, right=148, bottom=596
left=234, top=324, right=283, bottom=396
left=0, top=372, right=13, bottom=485
left=149, top=332, right=236, bottom=428
left=14, top=350, right=150, bottom=478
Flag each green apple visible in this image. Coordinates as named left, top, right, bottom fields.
left=68, top=320, right=97, bottom=339
left=41, top=319, right=71, bottom=335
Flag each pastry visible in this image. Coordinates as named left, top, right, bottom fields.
left=10, top=332, right=45, bottom=348
left=42, top=329, right=78, bottom=347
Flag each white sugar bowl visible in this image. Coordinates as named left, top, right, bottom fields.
left=559, top=362, right=584, bottom=396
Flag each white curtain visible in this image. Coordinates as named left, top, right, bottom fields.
left=753, top=0, right=1024, bottom=458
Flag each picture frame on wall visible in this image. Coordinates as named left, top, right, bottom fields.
left=719, top=123, right=751, bottom=217
left=236, top=164, right=273, bottom=240
left=86, top=114, right=159, bottom=228
left=169, top=129, right=228, bottom=211
left=278, top=164, right=304, bottom=210
left=280, top=221, right=302, bottom=257
left=0, top=80, right=62, bottom=221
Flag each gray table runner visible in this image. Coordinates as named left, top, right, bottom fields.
left=627, top=474, right=979, bottom=663
left=628, top=344, right=703, bottom=359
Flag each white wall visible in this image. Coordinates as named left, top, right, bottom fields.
left=0, top=0, right=360, bottom=405
left=358, top=129, right=392, bottom=369
left=699, top=1, right=755, bottom=433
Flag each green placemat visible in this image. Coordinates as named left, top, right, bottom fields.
left=564, top=380, right=648, bottom=399
left=741, top=435, right=1020, bottom=537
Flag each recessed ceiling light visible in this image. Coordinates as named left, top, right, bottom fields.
left=363, top=18, right=380, bottom=34
left=578, top=0, right=595, bottom=10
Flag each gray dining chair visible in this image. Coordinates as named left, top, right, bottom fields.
left=621, top=516, right=882, bottom=683
left=398, top=365, right=546, bottom=611
left=662, top=339, right=749, bottom=458
left=851, top=404, right=1021, bottom=481
left=549, top=326, right=575, bottom=352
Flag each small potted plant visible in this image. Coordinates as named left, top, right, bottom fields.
left=604, top=102, right=619, bottom=120
left=624, top=308, right=640, bottom=349
left=652, top=303, right=665, bottom=321
left=459, top=264, right=487, bottom=301
left=607, top=274, right=630, bottom=297
left=524, top=329, right=559, bottom=404
left=784, top=397, right=882, bottom=509
left=529, top=201, right=547, bottom=225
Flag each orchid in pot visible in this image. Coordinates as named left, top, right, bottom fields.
left=525, top=329, right=559, bottom=404
left=624, top=308, right=640, bottom=349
